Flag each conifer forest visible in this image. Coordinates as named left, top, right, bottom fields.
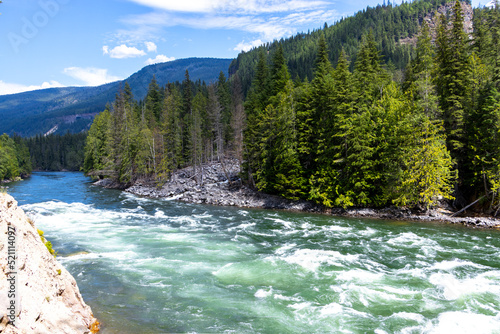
left=83, top=0, right=500, bottom=212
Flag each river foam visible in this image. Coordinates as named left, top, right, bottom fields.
left=8, top=172, right=500, bottom=334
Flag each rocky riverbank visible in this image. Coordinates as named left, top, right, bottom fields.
left=95, top=161, right=500, bottom=229
left=0, top=193, right=99, bottom=334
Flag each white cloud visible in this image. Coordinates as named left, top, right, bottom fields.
left=126, top=0, right=330, bottom=14
left=121, top=8, right=339, bottom=46
left=104, top=44, right=147, bottom=59
left=234, top=39, right=263, bottom=52
left=63, top=67, right=122, bottom=86
left=145, top=41, right=158, bottom=52
left=145, top=55, right=175, bottom=65
left=145, top=54, right=175, bottom=65
left=0, top=80, right=65, bottom=96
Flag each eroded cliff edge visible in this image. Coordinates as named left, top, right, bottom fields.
left=0, top=193, right=99, bottom=334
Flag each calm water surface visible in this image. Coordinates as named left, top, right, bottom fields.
left=7, top=172, right=500, bottom=333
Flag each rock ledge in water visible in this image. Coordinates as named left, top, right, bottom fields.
left=99, top=160, right=500, bottom=229
left=0, top=193, right=99, bottom=334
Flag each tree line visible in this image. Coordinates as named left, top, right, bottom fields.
left=243, top=0, right=500, bottom=211
left=23, top=132, right=87, bottom=171
left=229, top=0, right=461, bottom=96
left=0, top=134, right=31, bottom=181
left=83, top=72, right=245, bottom=185
left=84, top=0, right=500, bottom=213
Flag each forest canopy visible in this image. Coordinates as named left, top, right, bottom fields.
left=0, top=134, right=31, bottom=182
left=84, top=0, right=500, bottom=213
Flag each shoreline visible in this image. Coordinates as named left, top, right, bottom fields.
left=93, top=161, right=500, bottom=230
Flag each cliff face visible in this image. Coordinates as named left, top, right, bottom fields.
left=399, top=1, right=474, bottom=46
left=0, top=194, right=98, bottom=334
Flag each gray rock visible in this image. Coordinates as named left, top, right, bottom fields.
left=0, top=194, right=99, bottom=334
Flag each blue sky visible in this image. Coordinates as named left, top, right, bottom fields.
left=0, top=0, right=482, bottom=95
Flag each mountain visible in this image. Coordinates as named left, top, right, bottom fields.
left=229, top=0, right=464, bottom=96
left=0, top=58, right=232, bottom=137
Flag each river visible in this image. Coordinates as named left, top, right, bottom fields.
left=6, top=172, right=500, bottom=333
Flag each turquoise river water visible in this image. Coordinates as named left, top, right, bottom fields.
left=6, top=172, right=500, bottom=333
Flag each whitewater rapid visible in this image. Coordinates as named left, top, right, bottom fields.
left=8, top=172, right=500, bottom=333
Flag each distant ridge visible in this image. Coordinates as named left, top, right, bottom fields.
left=0, top=58, right=232, bottom=137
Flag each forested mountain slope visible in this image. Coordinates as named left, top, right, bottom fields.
left=0, top=58, right=232, bottom=137
left=229, top=0, right=472, bottom=95
left=83, top=0, right=500, bottom=215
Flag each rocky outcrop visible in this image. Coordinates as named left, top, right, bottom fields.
left=106, top=160, right=500, bottom=229
left=0, top=194, right=99, bottom=334
left=399, top=1, right=473, bottom=46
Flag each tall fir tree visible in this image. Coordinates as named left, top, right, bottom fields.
left=409, top=20, right=441, bottom=119
left=298, top=33, right=334, bottom=177
left=354, top=30, right=388, bottom=108
left=230, top=74, right=246, bottom=171
left=435, top=0, right=470, bottom=167
left=243, top=48, right=270, bottom=187
left=309, top=48, right=355, bottom=206
left=254, top=81, right=305, bottom=199
left=160, top=84, right=184, bottom=181
left=270, top=45, right=291, bottom=96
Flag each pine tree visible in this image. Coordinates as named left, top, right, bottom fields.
left=410, top=20, right=440, bottom=119
left=189, top=92, right=205, bottom=184
left=145, top=76, right=162, bottom=125
left=243, top=48, right=270, bottom=187
left=309, top=48, right=356, bottom=206
left=393, top=116, right=456, bottom=210
left=215, top=72, right=231, bottom=148
left=298, top=33, right=334, bottom=177
left=83, top=107, right=112, bottom=176
left=207, top=84, right=224, bottom=161
left=0, top=135, right=20, bottom=181
left=354, top=30, right=388, bottom=107
left=230, top=74, right=246, bottom=171
left=270, top=45, right=291, bottom=96
left=110, top=87, right=135, bottom=183
left=160, top=85, right=184, bottom=181
left=182, top=70, right=193, bottom=163
left=435, top=0, right=470, bottom=161
left=254, top=81, right=305, bottom=199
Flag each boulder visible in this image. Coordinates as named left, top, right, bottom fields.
left=0, top=194, right=99, bottom=334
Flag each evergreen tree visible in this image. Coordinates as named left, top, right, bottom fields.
left=254, top=82, right=305, bottom=199
left=216, top=71, right=232, bottom=145
left=309, top=48, right=356, bottom=206
left=243, top=49, right=270, bottom=186
left=207, top=84, right=224, bottom=161
left=230, top=74, right=246, bottom=170
left=145, top=76, right=162, bottom=125
left=12, top=136, right=32, bottom=177
left=182, top=70, right=193, bottom=163
left=409, top=20, right=441, bottom=119
left=189, top=92, right=206, bottom=184
left=270, top=45, right=291, bottom=96
left=435, top=0, right=470, bottom=162
left=84, top=108, right=112, bottom=175
left=298, top=33, right=334, bottom=177
left=393, top=117, right=456, bottom=210
left=160, top=85, right=184, bottom=181
left=245, top=48, right=271, bottom=114
left=0, top=134, right=21, bottom=181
